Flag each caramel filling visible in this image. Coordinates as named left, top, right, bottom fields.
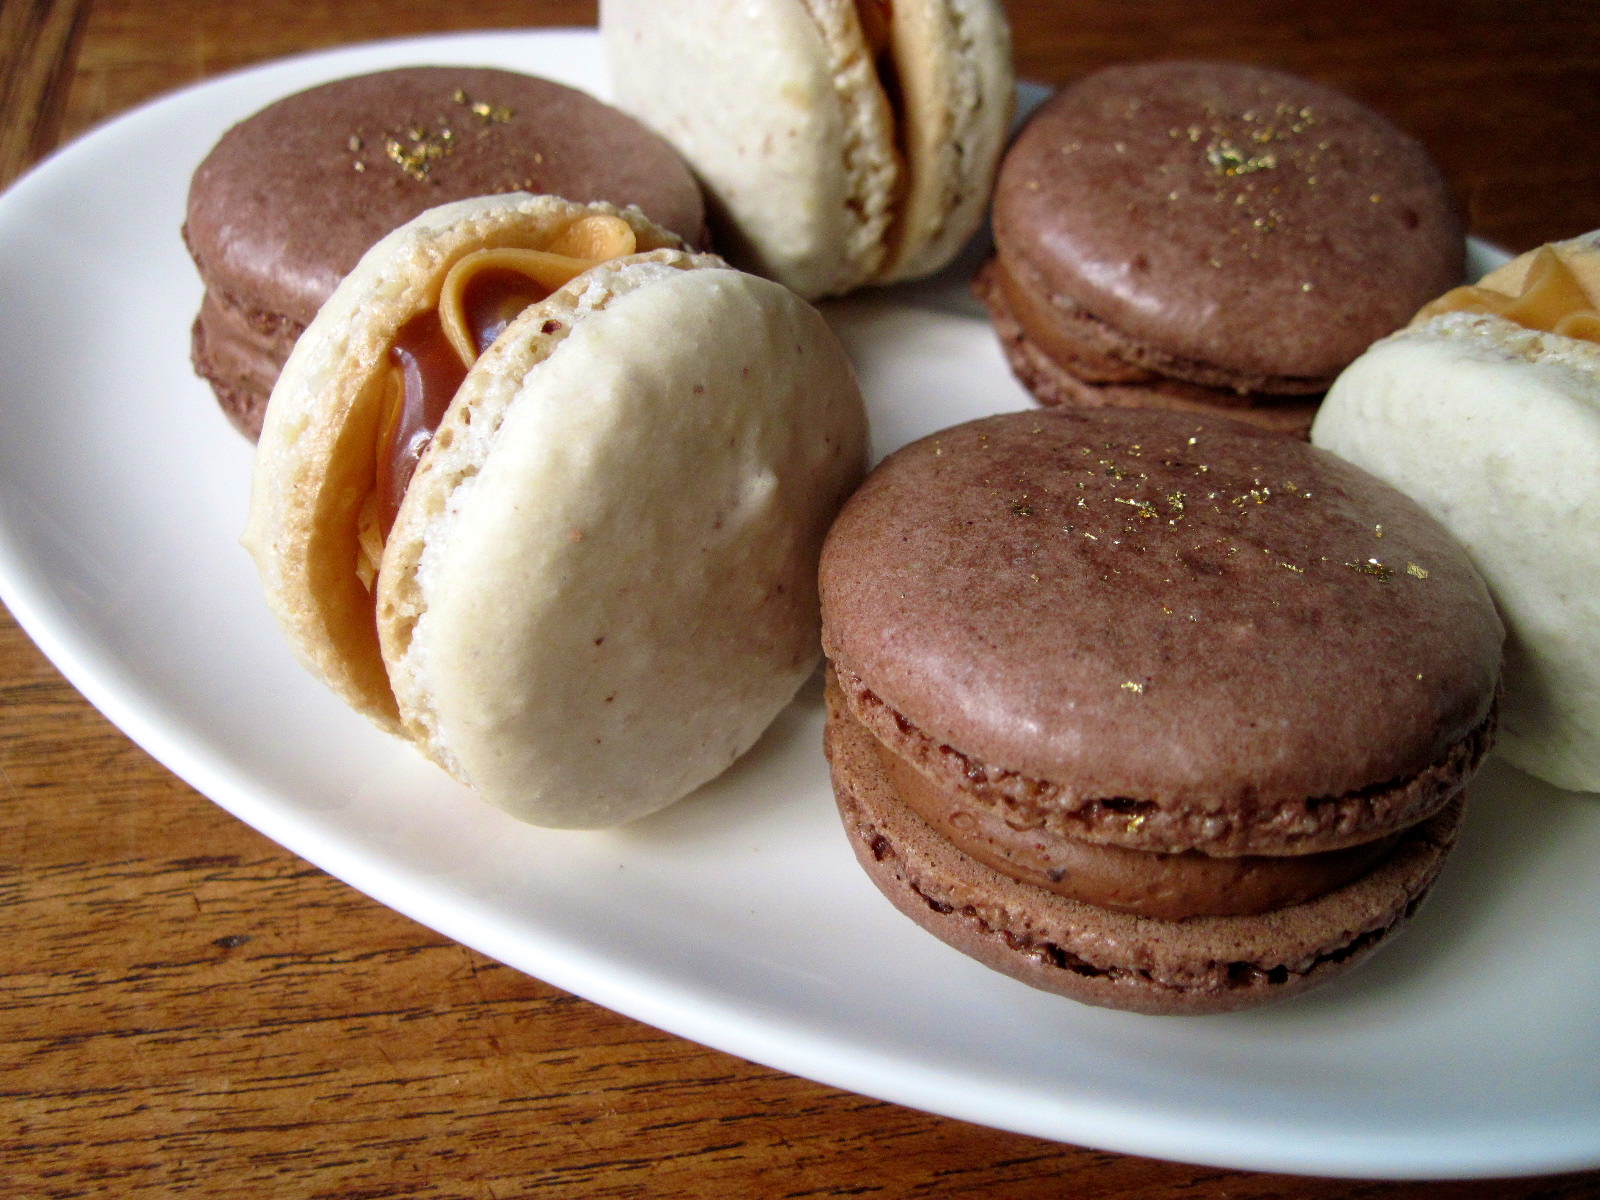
left=857, top=0, right=893, bottom=58
left=873, top=736, right=1400, bottom=920
left=355, top=214, right=638, bottom=589
left=1416, top=244, right=1600, bottom=343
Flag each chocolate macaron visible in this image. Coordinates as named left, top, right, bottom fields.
left=819, top=407, right=1502, bottom=1014
left=976, top=62, right=1465, bottom=438
left=185, top=66, right=706, bottom=439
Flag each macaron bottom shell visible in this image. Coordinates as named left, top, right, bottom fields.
left=825, top=677, right=1465, bottom=1016
left=974, top=257, right=1325, bottom=440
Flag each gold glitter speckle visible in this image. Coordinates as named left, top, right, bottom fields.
left=1347, top=558, right=1392, bottom=581
left=386, top=133, right=451, bottom=181
left=1121, top=681, right=1146, bottom=694
left=1206, top=139, right=1278, bottom=176
left=1407, top=563, right=1431, bottom=579
left=1115, top=498, right=1158, bottom=519
left=1011, top=501, right=1034, bottom=517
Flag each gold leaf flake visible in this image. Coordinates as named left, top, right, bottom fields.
left=1347, top=558, right=1392, bottom=581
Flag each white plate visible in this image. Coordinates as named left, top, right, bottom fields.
left=2, top=29, right=1595, bottom=1182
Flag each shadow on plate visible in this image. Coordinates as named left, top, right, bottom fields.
left=609, top=664, right=832, bottom=848
left=1254, top=756, right=1584, bottom=1020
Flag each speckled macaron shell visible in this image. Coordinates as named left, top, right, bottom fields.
left=1313, top=239, right=1600, bottom=793
left=819, top=407, right=1503, bottom=855
left=875, top=0, right=1014, bottom=283
left=601, top=0, right=1013, bottom=299
left=826, top=678, right=1465, bottom=1015
left=373, top=258, right=869, bottom=828
left=243, top=194, right=683, bottom=736
left=602, top=0, right=896, bottom=299
left=185, top=66, right=707, bottom=437
left=991, top=61, right=1464, bottom=384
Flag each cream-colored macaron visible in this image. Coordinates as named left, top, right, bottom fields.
left=245, top=193, right=870, bottom=827
left=1311, top=231, right=1600, bottom=793
left=600, top=0, right=1013, bottom=300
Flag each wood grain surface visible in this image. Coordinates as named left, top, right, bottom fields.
left=3, top=2, right=1600, bottom=1197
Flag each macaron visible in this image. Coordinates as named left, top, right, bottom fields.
left=244, top=193, right=868, bottom=828
left=600, top=0, right=1014, bottom=300
left=185, top=66, right=707, bottom=440
left=976, top=61, right=1465, bottom=438
left=1313, top=231, right=1600, bottom=793
left=819, top=407, right=1502, bottom=1013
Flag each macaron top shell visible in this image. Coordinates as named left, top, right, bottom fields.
left=601, top=0, right=1013, bottom=299
left=873, top=0, right=1014, bottom=283
left=378, top=260, right=868, bottom=827
left=243, top=194, right=682, bottom=735
left=993, top=61, right=1464, bottom=381
left=1313, top=302, right=1600, bottom=793
left=603, top=0, right=896, bottom=299
left=185, top=67, right=706, bottom=328
left=820, top=407, right=1502, bottom=831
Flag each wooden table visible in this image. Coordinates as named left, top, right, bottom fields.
left=4, top=3, right=1599, bottom=1196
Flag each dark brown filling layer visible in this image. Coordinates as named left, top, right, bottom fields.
left=872, top=732, right=1399, bottom=920
left=990, top=249, right=1332, bottom=397
left=833, top=664, right=1495, bottom=857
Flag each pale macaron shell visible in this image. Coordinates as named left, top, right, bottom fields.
left=378, top=259, right=869, bottom=828
left=243, top=194, right=681, bottom=735
left=876, top=0, right=1013, bottom=283
left=600, top=0, right=1012, bottom=299
left=1312, top=309, right=1600, bottom=792
left=602, top=0, right=896, bottom=300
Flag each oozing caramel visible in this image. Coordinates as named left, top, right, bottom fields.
left=857, top=0, right=893, bottom=58
left=1416, top=244, right=1600, bottom=343
left=355, top=213, right=639, bottom=588
left=873, top=734, right=1400, bottom=920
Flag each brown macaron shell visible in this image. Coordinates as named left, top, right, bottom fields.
left=986, top=61, right=1464, bottom=402
left=826, top=679, right=1466, bottom=1016
left=974, top=257, right=1324, bottom=439
left=818, top=408, right=1502, bottom=857
left=870, top=726, right=1403, bottom=919
left=185, top=66, right=706, bottom=438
